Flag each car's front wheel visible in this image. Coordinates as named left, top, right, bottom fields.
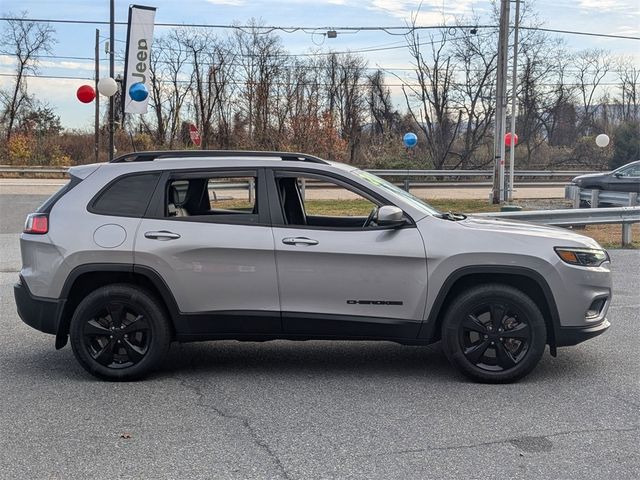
left=69, top=284, right=171, bottom=381
left=441, top=284, right=546, bottom=383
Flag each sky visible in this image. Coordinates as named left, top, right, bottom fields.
left=0, top=0, right=638, bottom=130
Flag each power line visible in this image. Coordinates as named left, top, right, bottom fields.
left=1, top=17, right=639, bottom=41
left=0, top=72, right=626, bottom=88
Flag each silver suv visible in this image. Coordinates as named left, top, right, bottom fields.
left=14, top=151, right=612, bottom=383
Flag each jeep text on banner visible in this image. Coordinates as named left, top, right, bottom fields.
left=123, top=5, right=156, bottom=114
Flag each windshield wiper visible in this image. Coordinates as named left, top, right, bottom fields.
left=439, top=211, right=467, bottom=221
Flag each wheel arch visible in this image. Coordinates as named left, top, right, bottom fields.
left=56, top=264, right=180, bottom=349
left=418, top=266, right=560, bottom=352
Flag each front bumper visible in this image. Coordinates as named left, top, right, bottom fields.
left=556, top=319, right=610, bottom=347
left=14, top=277, right=65, bottom=335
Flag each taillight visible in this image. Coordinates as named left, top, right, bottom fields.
left=24, top=213, right=49, bottom=234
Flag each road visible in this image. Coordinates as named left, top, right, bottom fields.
left=0, top=194, right=638, bottom=479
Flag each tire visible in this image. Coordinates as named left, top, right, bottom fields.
left=69, top=284, right=171, bottom=381
left=441, top=284, right=546, bottom=384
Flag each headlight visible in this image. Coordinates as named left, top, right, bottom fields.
left=555, top=247, right=610, bottom=267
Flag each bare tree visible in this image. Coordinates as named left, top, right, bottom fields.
left=181, top=29, right=236, bottom=149
left=615, top=56, right=639, bottom=123
left=0, top=12, right=56, bottom=142
left=450, top=23, right=498, bottom=168
left=575, top=49, right=612, bottom=135
left=400, top=26, right=459, bottom=169
left=333, top=53, right=367, bottom=163
left=539, top=46, right=577, bottom=150
left=367, top=69, right=399, bottom=140
left=233, top=20, right=286, bottom=148
left=276, top=58, right=318, bottom=150
left=145, top=30, right=193, bottom=148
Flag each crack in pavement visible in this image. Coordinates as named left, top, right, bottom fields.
left=357, top=425, right=640, bottom=457
left=177, top=375, right=293, bottom=480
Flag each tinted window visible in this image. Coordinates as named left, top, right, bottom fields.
left=92, top=173, right=160, bottom=217
left=618, top=164, right=640, bottom=177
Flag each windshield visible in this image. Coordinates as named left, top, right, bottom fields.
left=352, top=169, right=441, bottom=216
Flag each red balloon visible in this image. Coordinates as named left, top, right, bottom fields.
left=76, top=85, right=96, bottom=103
left=505, top=132, right=519, bottom=147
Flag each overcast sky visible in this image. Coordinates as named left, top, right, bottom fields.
left=1, top=0, right=638, bottom=129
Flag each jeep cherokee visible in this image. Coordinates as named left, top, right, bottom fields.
left=14, top=150, right=612, bottom=382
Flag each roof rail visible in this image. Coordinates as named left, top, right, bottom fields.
left=110, top=150, right=329, bottom=164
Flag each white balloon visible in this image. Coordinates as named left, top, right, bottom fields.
left=595, top=133, right=610, bottom=148
left=97, top=77, right=118, bottom=97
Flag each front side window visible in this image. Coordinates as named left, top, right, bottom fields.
left=165, top=173, right=259, bottom=223
left=275, top=173, right=383, bottom=229
left=615, top=163, right=640, bottom=178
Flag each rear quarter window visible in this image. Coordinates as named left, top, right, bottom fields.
left=90, top=173, right=161, bottom=217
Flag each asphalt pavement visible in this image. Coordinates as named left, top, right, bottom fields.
left=0, top=194, right=638, bottom=479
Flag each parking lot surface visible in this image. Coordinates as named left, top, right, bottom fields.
left=0, top=194, right=638, bottom=479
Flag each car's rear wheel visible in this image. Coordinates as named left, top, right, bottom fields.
left=70, top=284, right=171, bottom=381
left=441, top=284, right=546, bottom=383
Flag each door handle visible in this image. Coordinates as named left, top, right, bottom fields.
left=144, top=230, right=181, bottom=240
left=282, top=237, right=319, bottom=246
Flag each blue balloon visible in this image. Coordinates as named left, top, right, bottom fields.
left=129, top=82, right=149, bottom=102
left=403, top=132, right=418, bottom=148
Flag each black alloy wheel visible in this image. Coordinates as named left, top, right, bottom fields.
left=83, top=302, right=152, bottom=369
left=442, top=284, right=546, bottom=383
left=70, top=284, right=171, bottom=381
left=459, top=302, right=531, bottom=372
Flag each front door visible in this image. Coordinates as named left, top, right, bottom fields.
left=268, top=169, right=428, bottom=339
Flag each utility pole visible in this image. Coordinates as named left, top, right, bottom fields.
left=492, top=0, right=510, bottom=203
left=108, top=0, right=115, bottom=161
left=508, top=0, right=521, bottom=201
left=94, top=29, right=100, bottom=163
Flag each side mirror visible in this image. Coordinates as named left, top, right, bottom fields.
left=613, top=172, right=623, bottom=178
left=376, top=205, right=406, bottom=227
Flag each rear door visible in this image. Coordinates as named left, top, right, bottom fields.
left=135, top=168, right=281, bottom=335
left=267, top=168, right=428, bottom=339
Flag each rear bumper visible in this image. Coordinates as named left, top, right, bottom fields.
left=556, top=319, right=610, bottom=347
left=14, top=277, right=64, bottom=335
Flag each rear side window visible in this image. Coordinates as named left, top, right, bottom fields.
left=91, top=173, right=160, bottom=217
left=164, top=173, right=259, bottom=224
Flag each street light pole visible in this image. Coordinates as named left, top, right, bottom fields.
left=94, top=28, right=100, bottom=163
left=508, top=0, right=521, bottom=201
left=108, top=0, right=115, bottom=161
left=492, top=0, right=510, bottom=204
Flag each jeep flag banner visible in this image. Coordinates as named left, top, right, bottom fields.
left=123, top=5, right=156, bottom=114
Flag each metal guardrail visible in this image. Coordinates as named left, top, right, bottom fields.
left=475, top=206, right=640, bottom=246
left=0, top=166, right=71, bottom=174
left=368, top=169, right=594, bottom=177
left=368, top=170, right=594, bottom=192
left=565, top=185, right=639, bottom=208
left=1, top=165, right=595, bottom=179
